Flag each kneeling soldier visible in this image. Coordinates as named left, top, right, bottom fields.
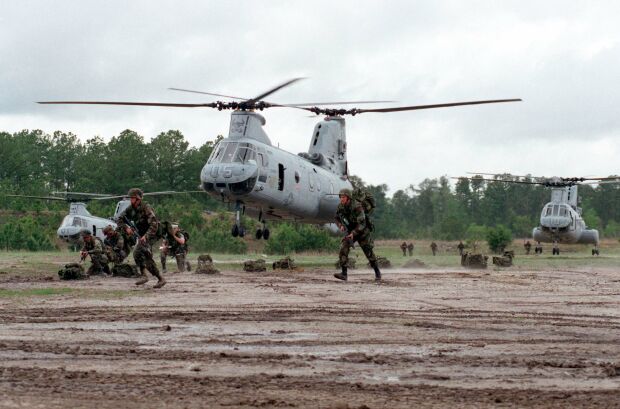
left=80, top=229, right=110, bottom=275
left=103, top=225, right=128, bottom=264
left=334, top=188, right=381, bottom=282
left=160, top=222, right=189, bottom=273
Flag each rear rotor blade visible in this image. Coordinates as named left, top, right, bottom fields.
left=169, top=88, right=248, bottom=100
left=6, top=194, right=71, bottom=201
left=357, top=99, right=522, bottom=113
left=281, top=100, right=395, bottom=107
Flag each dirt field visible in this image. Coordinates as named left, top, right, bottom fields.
left=2, top=252, right=620, bottom=408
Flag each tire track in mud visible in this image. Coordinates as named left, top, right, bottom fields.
left=2, top=366, right=620, bottom=409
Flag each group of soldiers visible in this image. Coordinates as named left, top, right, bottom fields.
left=399, top=242, right=414, bottom=256
left=80, top=188, right=190, bottom=289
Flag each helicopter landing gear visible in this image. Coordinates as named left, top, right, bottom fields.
left=552, top=241, right=559, bottom=255
left=592, top=247, right=600, bottom=256
left=231, top=201, right=245, bottom=238
left=255, top=222, right=270, bottom=240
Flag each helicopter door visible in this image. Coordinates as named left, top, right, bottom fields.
left=278, top=164, right=284, bottom=191
left=93, top=225, right=97, bottom=236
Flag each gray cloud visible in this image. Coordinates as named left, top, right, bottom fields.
left=2, top=0, right=620, bottom=193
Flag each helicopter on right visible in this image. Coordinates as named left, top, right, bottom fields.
left=456, top=173, right=620, bottom=256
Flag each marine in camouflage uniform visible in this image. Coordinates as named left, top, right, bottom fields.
left=400, top=241, right=407, bottom=256
left=103, top=225, right=128, bottom=264
left=117, top=188, right=166, bottom=288
left=430, top=241, right=438, bottom=256
left=160, top=222, right=189, bottom=273
left=524, top=240, right=532, bottom=255
left=407, top=242, right=414, bottom=256
left=457, top=241, right=465, bottom=256
left=80, top=230, right=110, bottom=275
left=334, top=188, right=381, bottom=281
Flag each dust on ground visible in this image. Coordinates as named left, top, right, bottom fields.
left=2, top=264, right=620, bottom=408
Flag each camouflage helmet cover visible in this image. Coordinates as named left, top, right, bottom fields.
left=80, top=229, right=92, bottom=237
left=127, top=188, right=143, bottom=198
left=103, top=225, right=115, bottom=235
left=338, top=188, right=352, bottom=198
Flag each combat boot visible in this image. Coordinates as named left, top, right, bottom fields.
left=371, top=262, right=382, bottom=281
left=135, top=268, right=149, bottom=285
left=153, top=273, right=167, bottom=289
left=333, top=266, right=348, bottom=281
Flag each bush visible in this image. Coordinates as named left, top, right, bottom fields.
left=486, top=225, right=512, bottom=253
left=265, top=223, right=338, bottom=254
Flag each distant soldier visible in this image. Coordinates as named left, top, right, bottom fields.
left=103, top=225, right=127, bottom=265
left=160, top=222, right=190, bottom=273
left=400, top=241, right=407, bottom=256
left=407, top=242, right=414, bottom=256
left=430, top=241, right=438, bottom=256
left=117, top=188, right=166, bottom=288
left=457, top=241, right=465, bottom=256
left=80, top=229, right=110, bottom=275
left=334, top=188, right=382, bottom=281
left=524, top=240, right=532, bottom=255
left=535, top=241, right=543, bottom=254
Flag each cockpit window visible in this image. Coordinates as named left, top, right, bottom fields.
left=71, top=217, right=85, bottom=227
left=559, top=205, right=567, bottom=217
left=234, top=143, right=256, bottom=163
left=552, top=205, right=559, bottom=216
left=220, top=142, right=239, bottom=163
left=207, top=142, right=227, bottom=164
left=545, top=206, right=552, bottom=216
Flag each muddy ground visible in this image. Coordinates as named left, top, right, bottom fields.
left=2, top=264, right=620, bottom=408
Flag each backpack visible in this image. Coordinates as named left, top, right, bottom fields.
left=352, top=187, right=376, bottom=215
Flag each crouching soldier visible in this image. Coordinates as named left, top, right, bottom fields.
left=117, top=188, right=166, bottom=288
left=80, top=229, right=110, bottom=275
left=334, top=188, right=381, bottom=282
left=160, top=222, right=190, bottom=273
left=103, top=225, right=128, bottom=265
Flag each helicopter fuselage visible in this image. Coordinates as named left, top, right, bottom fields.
left=200, top=111, right=351, bottom=224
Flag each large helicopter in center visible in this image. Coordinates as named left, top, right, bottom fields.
left=39, top=78, right=521, bottom=239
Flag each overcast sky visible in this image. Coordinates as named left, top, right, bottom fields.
left=2, top=1, right=620, bottom=193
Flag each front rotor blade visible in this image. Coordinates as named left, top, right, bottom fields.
left=51, top=191, right=113, bottom=197
left=244, top=78, right=305, bottom=105
left=6, top=194, right=70, bottom=201
left=357, top=99, right=522, bottom=113
left=451, top=177, right=543, bottom=186
left=38, top=101, right=217, bottom=108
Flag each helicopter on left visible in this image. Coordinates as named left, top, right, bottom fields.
left=6, top=191, right=181, bottom=244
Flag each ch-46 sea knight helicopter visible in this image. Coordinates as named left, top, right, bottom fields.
left=458, top=173, right=620, bottom=255
left=6, top=191, right=179, bottom=244
left=39, top=78, right=521, bottom=239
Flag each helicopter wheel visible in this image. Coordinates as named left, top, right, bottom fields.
left=231, top=225, right=239, bottom=237
left=238, top=227, right=246, bottom=238
left=263, top=228, right=270, bottom=240
left=255, top=229, right=263, bottom=240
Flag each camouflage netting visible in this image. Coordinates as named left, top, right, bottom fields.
left=243, top=259, right=266, bottom=272
left=403, top=259, right=426, bottom=268
left=461, top=253, right=488, bottom=269
left=368, top=256, right=391, bottom=269
left=334, top=258, right=356, bottom=269
left=196, top=254, right=219, bottom=274
left=58, top=263, right=88, bottom=280
left=112, top=263, right=140, bottom=278
left=272, top=257, right=297, bottom=270
left=492, top=251, right=514, bottom=267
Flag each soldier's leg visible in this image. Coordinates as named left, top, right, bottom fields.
left=175, top=252, right=186, bottom=273
left=359, top=236, right=381, bottom=280
left=334, top=239, right=352, bottom=281
left=89, top=254, right=104, bottom=275
left=133, top=243, right=150, bottom=285
left=160, top=248, right=168, bottom=273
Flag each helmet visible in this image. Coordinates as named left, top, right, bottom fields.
left=338, top=188, right=352, bottom=198
left=127, top=188, right=143, bottom=198
left=103, top=225, right=115, bottom=235
left=80, top=229, right=92, bottom=237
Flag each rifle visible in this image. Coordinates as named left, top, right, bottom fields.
left=341, top=234, right=355, bottom=249
left=121, top=215, right=141, bottom=243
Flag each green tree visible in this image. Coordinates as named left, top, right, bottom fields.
left=486, top=225, right=512, bottom=253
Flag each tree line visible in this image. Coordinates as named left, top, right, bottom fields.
left=1, top=129, right=619, bottom=252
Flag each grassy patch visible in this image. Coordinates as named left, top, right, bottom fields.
left=0, top=287, right=75, bottom=297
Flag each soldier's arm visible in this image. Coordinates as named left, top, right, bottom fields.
left=144, top=204, right=159, bottom=240
left=352, top=205, right=366, bottom=235
left=116, top=207, right=130, bottom=230
left=173, top=233, right=185, bottom=245
left=89, top=240, right=104, bottom=255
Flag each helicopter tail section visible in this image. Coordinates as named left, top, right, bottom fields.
left=299, top=117, right=348, bottom=177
